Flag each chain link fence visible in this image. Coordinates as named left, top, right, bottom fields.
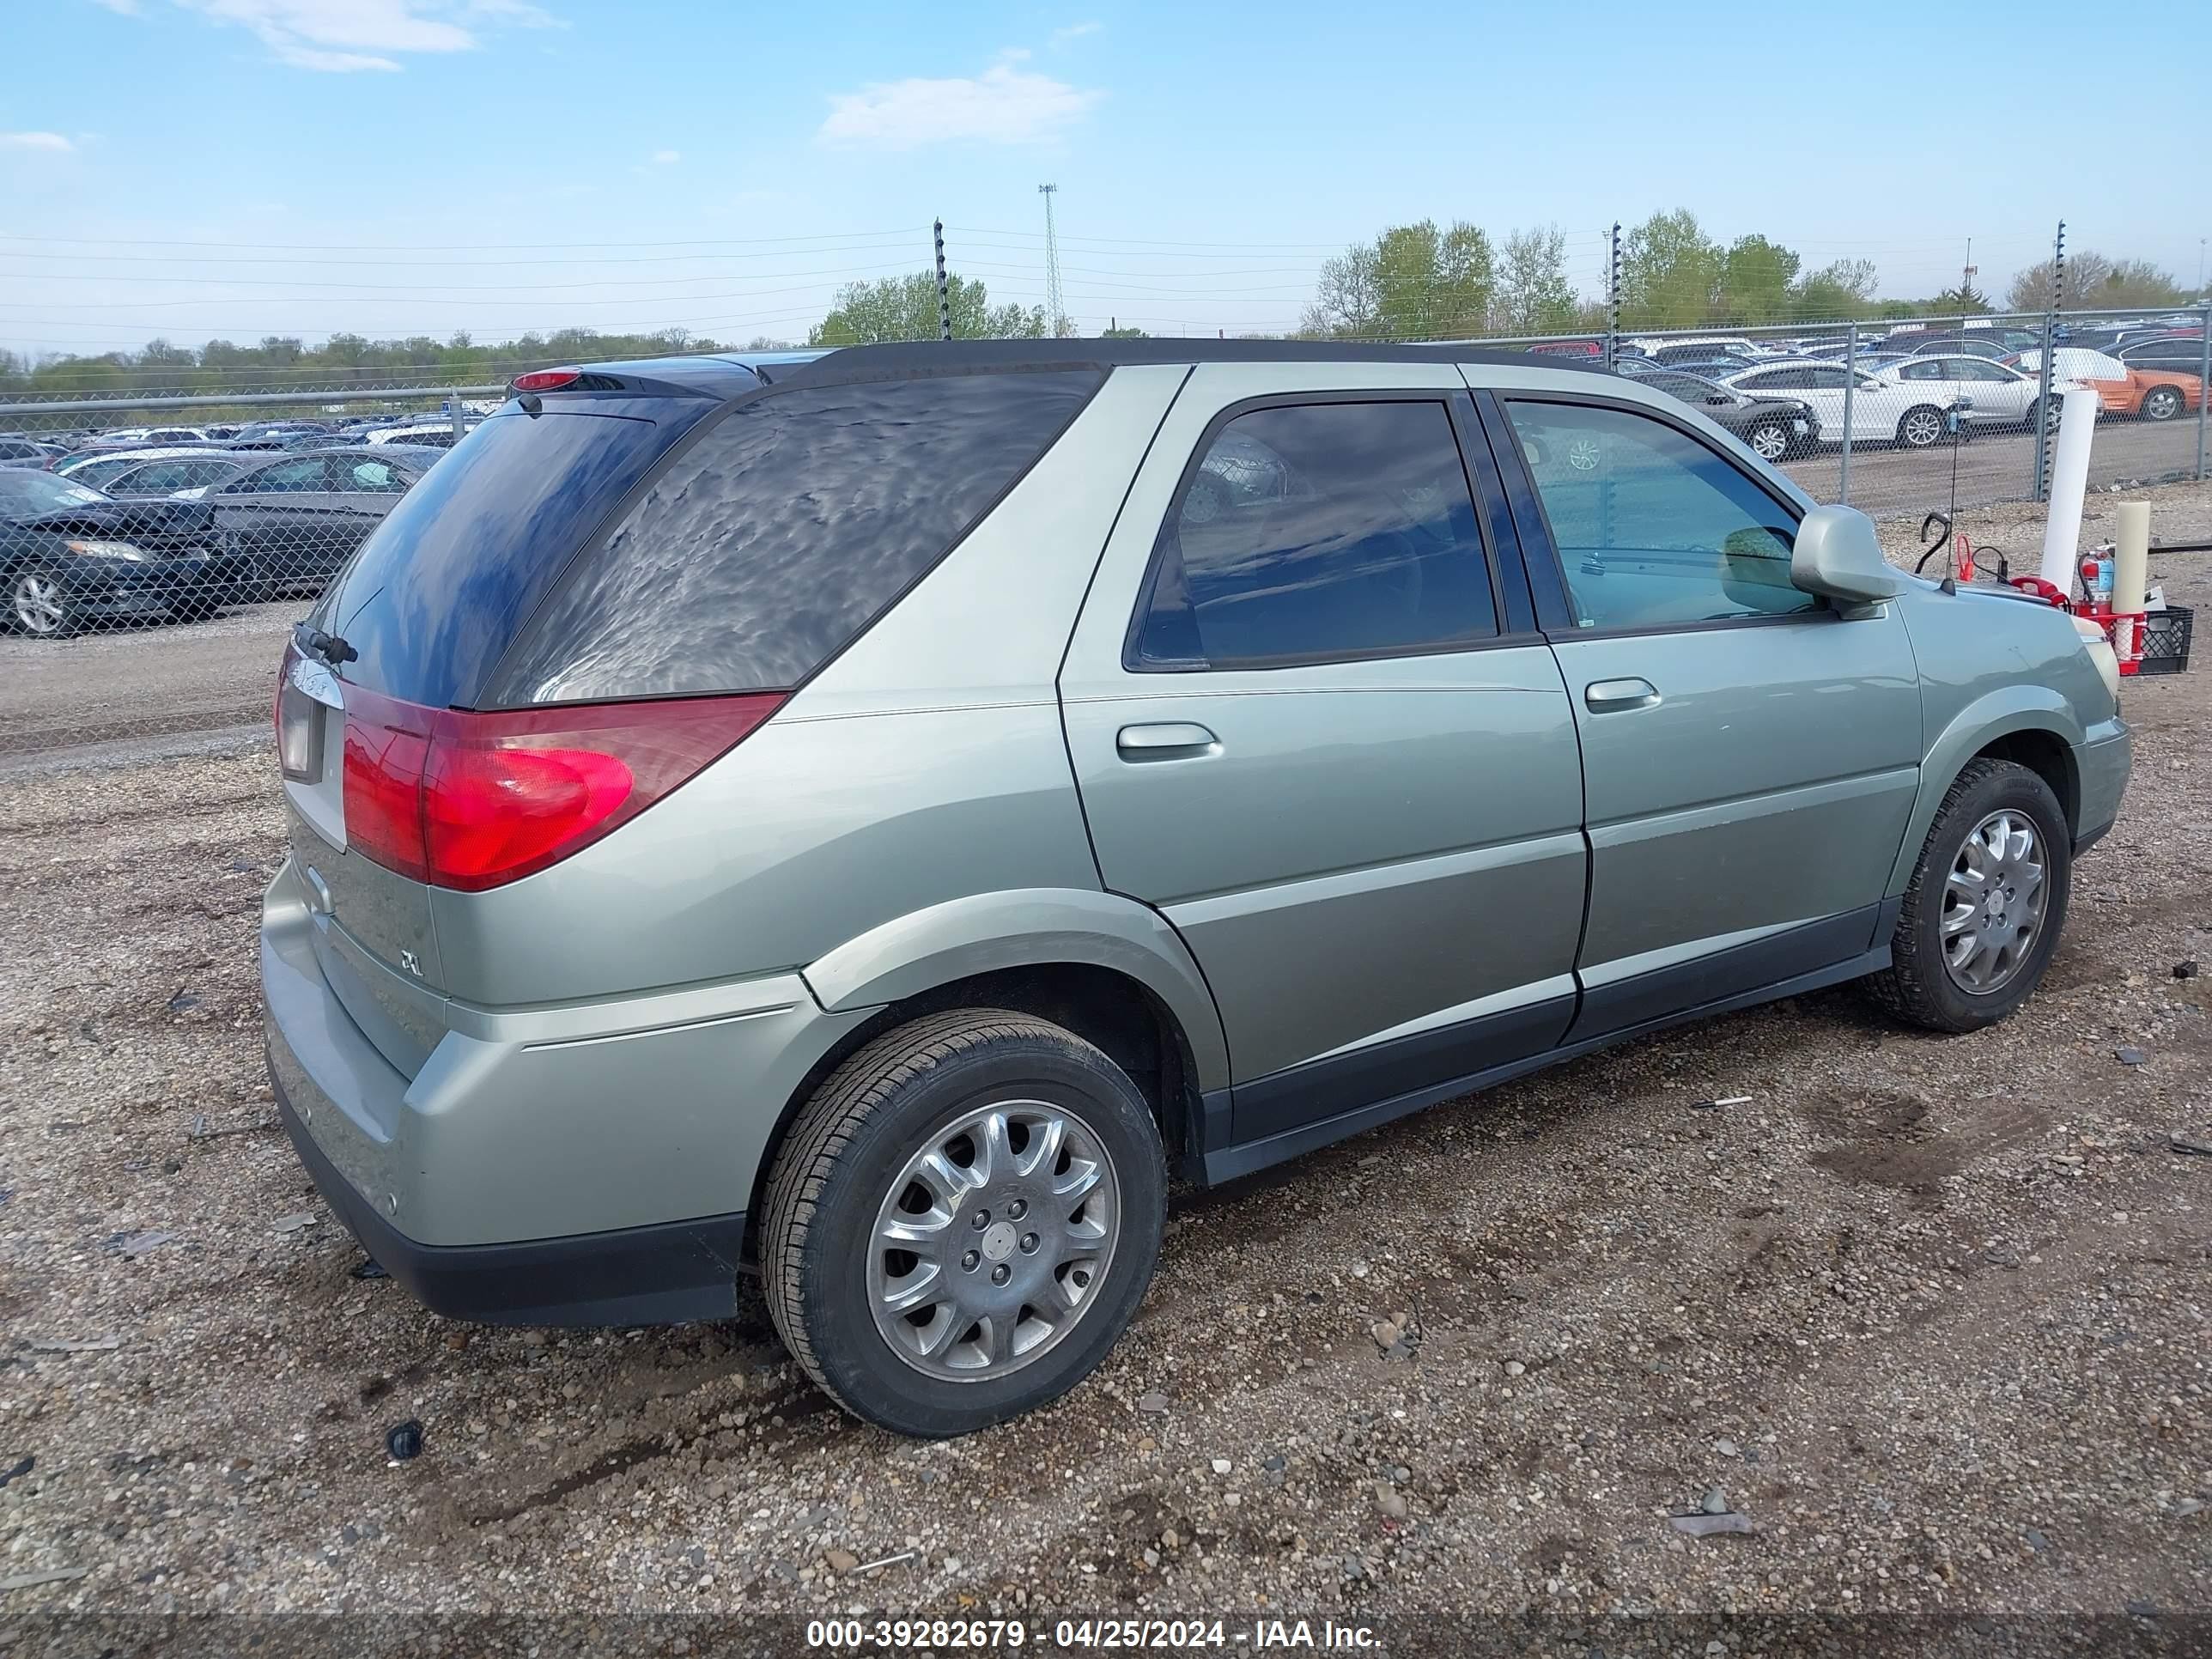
left=2, top=304, right=2206, bottom=754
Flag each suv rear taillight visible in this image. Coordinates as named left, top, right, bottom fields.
left=339, top=690, right=785, bottom=891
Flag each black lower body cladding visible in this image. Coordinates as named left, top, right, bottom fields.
left=270, top=1060, right=748, bottom=1327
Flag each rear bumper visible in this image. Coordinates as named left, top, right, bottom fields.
left=271, top=1064, right=747, bottom=1326
left=260, top=851, right=870, bottom=1323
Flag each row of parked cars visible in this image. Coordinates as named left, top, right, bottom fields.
left=0, top=409, right=484, bottom=472
left=2, top=441, right=447, bottom=637
left=1584, top=321, right=2208, bottom=453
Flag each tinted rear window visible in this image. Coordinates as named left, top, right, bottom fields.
left=484, top=369, right=1102, bottom=706
left=325, top=407, right=703, bottom=708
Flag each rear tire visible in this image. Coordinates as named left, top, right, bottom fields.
left=1745, top=419, right=1791, bottom=462
left=760, top=1009, right=1166, bottom=1438
left=1864, top=758, right=2071, bottom=1033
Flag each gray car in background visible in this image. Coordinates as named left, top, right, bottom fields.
left=262, top=343, right=2130, bottom=1437
left=204, top=445, right=444, bottom=596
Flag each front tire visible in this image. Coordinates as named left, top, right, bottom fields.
left=9, top=563, right=79, bottom=638
left=761, top=1009, right=1166, bottom=1438
left=1897, top=404, right=1945, bottom=448
left=1865, top=758, right=2071, bottom=1033
left=2138, top=385, right=2183, bottom=422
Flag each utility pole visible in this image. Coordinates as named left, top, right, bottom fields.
left=933, top=220, right=952, bottom=342
left=1960, top=237, right=1977, bottom=320
left=1038, top=184, right=1066, bottom=338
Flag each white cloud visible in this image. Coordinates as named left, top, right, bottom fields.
left=820, top=53, right=1103, bottom=149
left=127, top=1, right=560, bottom=73
left=1, top=131, right=76, bottom=152
left=1051, top=20, right=1102, bottom=43
left=651, top=149, right=680, bottom=165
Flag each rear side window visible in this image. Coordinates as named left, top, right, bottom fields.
left=485, top=369, right=1102, bottom=705
left=1129, top=400, right=1498, bottom=670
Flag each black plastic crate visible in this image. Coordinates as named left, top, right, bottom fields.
left=2138, top=605, right=2192, bottom=676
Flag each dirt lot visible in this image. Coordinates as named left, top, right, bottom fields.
left=0, top=487, right=2207, bottom=1656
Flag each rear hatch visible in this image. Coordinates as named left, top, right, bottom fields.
left=274, top=356, right=1106, bottom=1075
left=276, top=388, right=721, bottom=1072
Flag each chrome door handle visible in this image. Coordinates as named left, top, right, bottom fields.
left=1584, top=678, right=1660, bottom=713
left=1115, top=721, right=1219, bottom=759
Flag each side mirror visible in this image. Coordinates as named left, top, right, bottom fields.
left=1791, top=503, right=1902, bottom=609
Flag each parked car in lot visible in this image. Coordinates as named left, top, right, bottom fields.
left=97, top=453, right=251, bottom=498
left=2010, top=349, right=2203, bottom=422
left=76, top=425, right=209, bottom=452
left=3, top=469, right=238, bottom=636
left=0, top=436, right=68, bottom=469
left=1869, top=356, right=2054, bottom=433
left=1717, top=359, right=1956, bottom=447
left=55, top=445, right=240, bottom=491
left=199, top=446, right=442, bottom=598
left=261, top=342, right=2129, bottom=1437
left=1897, top=334, right=2023, bottom=361
left=364, top=418, right=478, bottom=448
left=1646, top=341, right=1760, bottom=370
left=1628, top=370, right=1818, bottom=458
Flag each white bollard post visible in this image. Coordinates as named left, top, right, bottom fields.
left=2036, top=386, right=2100, bottom=596
left=2113, top=500, right=2150, bottom=667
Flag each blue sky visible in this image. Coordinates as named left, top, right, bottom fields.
left=2, top=0, right=2207, bottom=360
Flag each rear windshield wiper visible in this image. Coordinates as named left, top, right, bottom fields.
left=294, top=622, right=357, bottom=666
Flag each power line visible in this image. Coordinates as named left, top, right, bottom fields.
left=0, top=228, right=930, bottom=252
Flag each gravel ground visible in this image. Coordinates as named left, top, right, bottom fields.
left=1, top=486, right=2209, bottom=1656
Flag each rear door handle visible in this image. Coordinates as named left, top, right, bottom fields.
left=1115, top=721, right=1219, bottom=760
left=1584, top=678, right=1661, bottom=713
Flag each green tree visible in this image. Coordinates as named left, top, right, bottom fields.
left=1790, top=258, right=1878, bottom=322
left=1928, top=283, right=1991, bottom=315
left=1718, top=235, right=1802, bottom=324
left=1493, top=225, right=1579, bottom=334
left=1100, top=323, right=1149, bottom=338
left=1302, top=219, right=1493, bottom=340
left=808, top=272, right=1045, bottom=345
left=2004, top=251, right=2114, bottom=313
left=1619, top=210, right=1723, bottom=329
left=2091, top=258, right=2185, bottom=308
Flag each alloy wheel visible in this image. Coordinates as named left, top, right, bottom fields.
left=1748, top=422, right=1789, bottom=460
left=868, top=1099, right=1121, bottom=1382
left=11, top=571, right=64, bottom=636
left=1941, top=810, right=2047, bottom=994
left=2140, top=387, right=2181, bottom=422
left=1900, top=409, right=1943, bottom=448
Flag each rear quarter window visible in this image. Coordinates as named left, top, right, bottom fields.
left=484, top=368, right=1103, bottom=706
